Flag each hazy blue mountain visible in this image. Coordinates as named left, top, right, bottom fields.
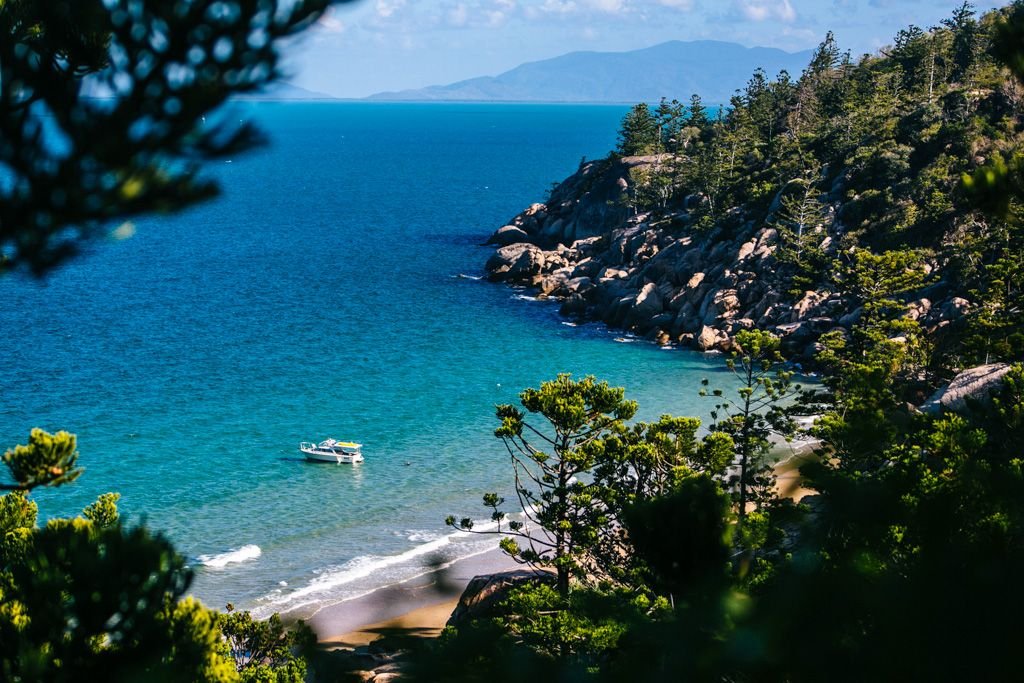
left=367, top=41, right=814, bottom=105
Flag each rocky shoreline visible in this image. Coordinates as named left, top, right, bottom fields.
left=484, top=156, right=970, bottom=359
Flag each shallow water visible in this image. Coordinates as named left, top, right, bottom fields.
left=0, top=102, right=736, bottom=616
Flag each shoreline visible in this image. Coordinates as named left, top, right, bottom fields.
left=310, top=546, right=521, bottom=646
left=307, top=440, right=820, bottom=647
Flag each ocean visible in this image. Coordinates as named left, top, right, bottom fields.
left=0, top=102, right=736, bottom=618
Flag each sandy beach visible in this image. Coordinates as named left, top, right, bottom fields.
left=311, top=547, right=521, bottom=646
left=307, top=440, right=818, bottom=650
left=773, top=442, right=819, bottom=502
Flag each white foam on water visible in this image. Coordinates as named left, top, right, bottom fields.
left=512, top=294, right=540, bottom=302
left=197, top=544, right=262, bottom=569
left=252, top=518, right=507, bottom=617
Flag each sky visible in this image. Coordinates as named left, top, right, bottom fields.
left=284, top=0, right=1009, bottom=98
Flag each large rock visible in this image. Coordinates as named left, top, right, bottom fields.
left=487, top=225, right=530, bottom=246
left=684, top=271, right=706, bottom=290
left=447, top=570, right=556, bottom=627
left=627, top=282, right=663, bottom=325
left=540, top=217, right=566, bottom=242
left=752, top=228, right=778, bottom=260
left=906, top=298, right=931, bottom=321
left=791, top=290, right=829, bottom=322
left=736, top=239, right=757, bottom=261
left=599, top=266, right=630, bottom=281
left=520, top=203, right=547, bottom=221
left=701, top=288, right=740, bottom=325
left=485, top=243, right=538, bottom=280
left=922, top=363, right=1012, bottom=414
left=672, top=300, right=700, bottom=335
left=936, top=297, right=971, bottom=322
left=537, top=270, right=570, bottom=297
left=560, top=293, right=587, bottom=316
left=487, top=244, right=546, bottom=283
left=509, top=248, right=545, bottom=281
left=695, top=325, right=729, bottom=352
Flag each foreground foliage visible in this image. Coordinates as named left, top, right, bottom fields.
left=0, top=431, right=237, bottom=682
left=0, top=0, right=354, bottom=274
left=0, top=432, right=315, bottom=682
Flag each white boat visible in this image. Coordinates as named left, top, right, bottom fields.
left=299, top=439, right=364, bottom=464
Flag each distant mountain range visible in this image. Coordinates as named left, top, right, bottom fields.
left=366, top=41, right=814, bottom=105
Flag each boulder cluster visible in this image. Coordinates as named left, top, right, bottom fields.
left=484, top=157, right=972, bottom=357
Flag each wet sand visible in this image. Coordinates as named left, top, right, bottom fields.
left=311, top=547, right=521, bottom=646
left=311, top=442, right=819, bottom=648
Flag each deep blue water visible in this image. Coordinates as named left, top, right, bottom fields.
left=0, top=103, right=734, bottom=617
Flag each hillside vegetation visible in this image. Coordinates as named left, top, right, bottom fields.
left=486, top=1, right=1023, bottom=387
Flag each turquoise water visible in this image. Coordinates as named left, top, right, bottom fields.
left=0, top=103, right=734, bottom=617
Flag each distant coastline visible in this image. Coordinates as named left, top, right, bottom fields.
left=250, top=39, right=810, bottom=105
left=364, top=40, right=811, bottom=105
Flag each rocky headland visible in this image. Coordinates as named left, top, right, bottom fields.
left=484, top=156, right=971, bottom=359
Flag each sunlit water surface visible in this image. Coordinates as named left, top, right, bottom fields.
left=0, top=103, right=737, bottom=616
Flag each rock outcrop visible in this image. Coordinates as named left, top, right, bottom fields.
left=447, top=569, right=556, bottom=627
left=922, top=363, right=1011, bottom=414
left=483, top=157, right=974, bottom=357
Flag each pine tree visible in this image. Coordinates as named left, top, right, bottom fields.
left=616, top=103, right=660, bottom=156
left=655, top=98, right=685, bottom=153
left=892, top=25, right=929, bottom=95
left=447, top=375, right=638, bottom=597
left=772, top=169, right=829, bottom=289
left=688, top=93, right=709, bottom=128
left=806, top=31, right=840, bottom=76
left=701, top=331, right=795, bottom=552
left=943, top=1, right=978, bottom=83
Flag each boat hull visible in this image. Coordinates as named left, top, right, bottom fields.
left=300, top=448, right=364, bottom=464
left=301, top=454, right=362, bottom=464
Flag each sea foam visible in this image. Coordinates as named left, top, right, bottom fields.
left=253, top=518, right=507, bottom=617
left=197, top=544, right=262, bottom=569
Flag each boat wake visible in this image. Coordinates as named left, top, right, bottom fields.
left=197, top=544, right=262, bottom=569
